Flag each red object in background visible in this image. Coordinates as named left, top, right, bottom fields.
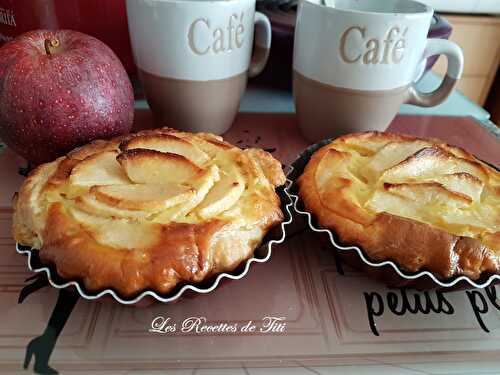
left=0, top=0, right=135, bottom=75
left=0, top=29, right=134, bottom=164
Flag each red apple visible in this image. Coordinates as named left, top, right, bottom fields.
left=0, top=29, right=134, bottom=164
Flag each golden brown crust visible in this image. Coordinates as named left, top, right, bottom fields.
left=298, top=131, right=500, bottom=280
left=243, top=148, right=286, bottom=187
left=12, top=128, right=285, bottom=297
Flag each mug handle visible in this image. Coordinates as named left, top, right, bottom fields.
left=248, top=11, right=272, bottom=78
left=406, top=38, right=464, bottom=107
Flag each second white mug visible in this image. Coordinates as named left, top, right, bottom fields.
left=293, top=0, right=464, bottom=141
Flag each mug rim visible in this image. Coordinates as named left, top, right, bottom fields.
left=302, top=0, right=433, bottom=18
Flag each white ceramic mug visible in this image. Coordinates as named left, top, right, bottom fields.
left=127, top=0, right=271, bottom=134
left=293, top=0, right=464, bottom=141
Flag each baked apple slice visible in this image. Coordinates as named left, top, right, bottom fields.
left=196, top=164, right=245, bottom=218
left=70, top=207, right=161, bottom=250
left=382, top=182, right=472, bottom=207
left=76, top=193, right=149, bottom=219
left=120, top=134, right=209, bottom=165
left=366, top=181, right=472, bottom=227
left=381, top=147, right=488, bottom=183
left=363, top=141, right=429, bottom=182
left=117, top=149, right=204, bottom=184
left=92, top=183, right=195, bottom=211
left=152, top=164, right=220, bottom=222
left=69, top=150, right=130, bottom=186
left=425, top=173, right=484, bottom=202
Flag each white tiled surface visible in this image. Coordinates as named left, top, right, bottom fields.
left=420, top=0, right=479, bottom=13
left=420, top=0, right=500, bottom=14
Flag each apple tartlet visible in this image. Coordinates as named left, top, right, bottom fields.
left=298, top=132, right=500, bottom=280
left=13, top=128, right=286, bottom=296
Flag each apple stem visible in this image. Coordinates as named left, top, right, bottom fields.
left=44, top=38, right=60, bottom=56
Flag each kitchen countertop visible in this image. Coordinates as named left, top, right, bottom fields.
left=1, top=114, right=499, bottom=375
left=135, top=72, right=491, bottom=120
left=1, top=73, right=499, bottom=375
left=134, top=71, right=499, bottom=138
left=237, top=72, right=492, bottom=120
left=238, top=72, right=499, bottom=139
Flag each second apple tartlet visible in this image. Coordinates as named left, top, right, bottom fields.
left=297, top=131, right=500, bottom=281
